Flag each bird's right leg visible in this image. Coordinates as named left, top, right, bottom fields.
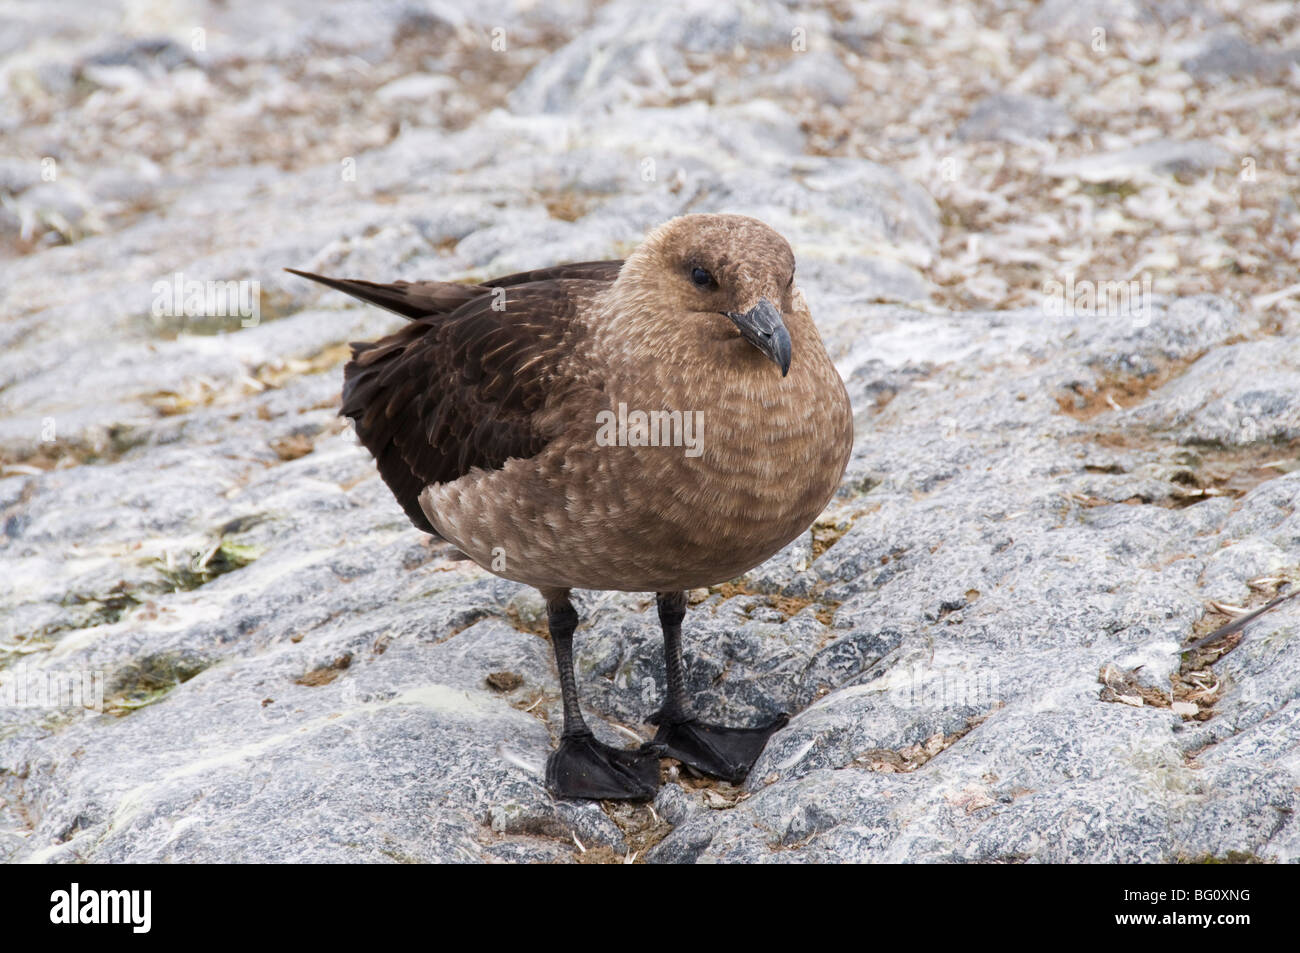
left=642, top=590, right=789, bottom=783
left=542, top=590, right=660, bottom=801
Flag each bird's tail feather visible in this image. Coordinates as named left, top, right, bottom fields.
left=284, top=268, right=481, bottom=320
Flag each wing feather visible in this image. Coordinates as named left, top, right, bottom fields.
left=330, top=274, right=610, bottom=534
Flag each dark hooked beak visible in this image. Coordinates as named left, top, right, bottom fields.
left=725, top=298, right=792, bottom=377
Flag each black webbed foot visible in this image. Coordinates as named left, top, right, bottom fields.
left=545, top=731, right=660, bottom=801
left=644, top=711, right=790, bottom=784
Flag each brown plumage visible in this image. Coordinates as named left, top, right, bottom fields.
left=288, top=213, right=853, bottom=800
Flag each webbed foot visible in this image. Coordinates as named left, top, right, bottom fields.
left=644, top=711, right=789, bottom=783
left=545, top=731, right=660, bottom=801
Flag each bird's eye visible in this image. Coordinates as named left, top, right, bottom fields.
left=690, top=266, right=715, bottom=288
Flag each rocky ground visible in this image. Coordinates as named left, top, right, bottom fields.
left=1, top=0, right=1298, bottom=863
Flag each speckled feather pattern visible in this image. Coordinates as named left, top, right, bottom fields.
left=332, top=214, right=853, bottom=593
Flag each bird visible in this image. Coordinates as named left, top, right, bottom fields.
left=287, top=213, right=854, bottom=801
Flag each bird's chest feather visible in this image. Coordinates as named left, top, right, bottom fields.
left=595, top=354, right=851, bottom=554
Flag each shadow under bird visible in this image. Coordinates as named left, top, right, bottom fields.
left=287, top=213, right=854, bottom=800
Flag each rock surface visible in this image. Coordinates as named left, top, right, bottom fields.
left=956, top=94, right=1076, bottom=144
left=2, top=0, right=1298, bottom=864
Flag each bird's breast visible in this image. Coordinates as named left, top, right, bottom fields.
left=575, top=351, right=852, bottom=587
left=425, top=337, right=853, bottom=592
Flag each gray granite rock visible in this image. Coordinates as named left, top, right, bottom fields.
left=1028, top=0, right=1219, bottom=36
left=1182, top=31, right=1300, bottom=81
left=1045, top=141, right=1233, bottom=182
left=509, top=0, right=823, bottom=115
left=956, top=94, right=1076, bottom=144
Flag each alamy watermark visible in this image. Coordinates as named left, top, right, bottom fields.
left=890, top=664, right=1000, bottom=709
left=595, top=402, right=704, bottom=457
left=50, top=883, right=150, bottom=933
left=1042, top=272, right=1154, bottom=326
left=152, top=272, right=261, bottom=328
left=0, top=663, right=104, bottom=713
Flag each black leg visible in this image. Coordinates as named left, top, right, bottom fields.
left=542, top=591, right=659, bottom=801
left=644, top=590, right=789, bottom=784
left=657, top=590, right=691, bottom=721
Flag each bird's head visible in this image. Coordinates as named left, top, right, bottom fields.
left=615, top=214, right=798, bottom=377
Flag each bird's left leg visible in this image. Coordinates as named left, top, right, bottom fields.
left=643, top=590, right=789, bottom=783
left=542, top=589, right=660, bottom=801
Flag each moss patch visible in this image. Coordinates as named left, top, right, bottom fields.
left=295, top=653, right=352, bottom=687
left=1161, top=440, right=1300, bottom=508
left=252, top=342, right=352, bottom=390
left=540, top=191, right=594, bottom=223
left=105, top=651, right=212, bottom=715
left=1056, top=355, right=1203, bottom=420
left=709, top=581, right=840, bottom=626
left=504, top=603, right=550, bottom=639
left=1075, top=434, right=1300, bottom=509
left=57, top=581, right=143, bottom=630
left=157, top=539, right=263, bottom=591
left=485, top=670, right=523, bottom=692
left=1180, top=850, right=1267, bottom=864
left=811, top=517, right=851, bottom=559
left=269, top=433, right=315, bottom=461
left=0, top=427, right=141, bottom=472
left=848, top=713, right=991, bottom=775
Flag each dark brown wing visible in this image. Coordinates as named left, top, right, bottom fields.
left=285, top=261, right=622, bottom=321
left=331, top=278, right=604, bottom=535
left=484, top=260, right=623, bottom=290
